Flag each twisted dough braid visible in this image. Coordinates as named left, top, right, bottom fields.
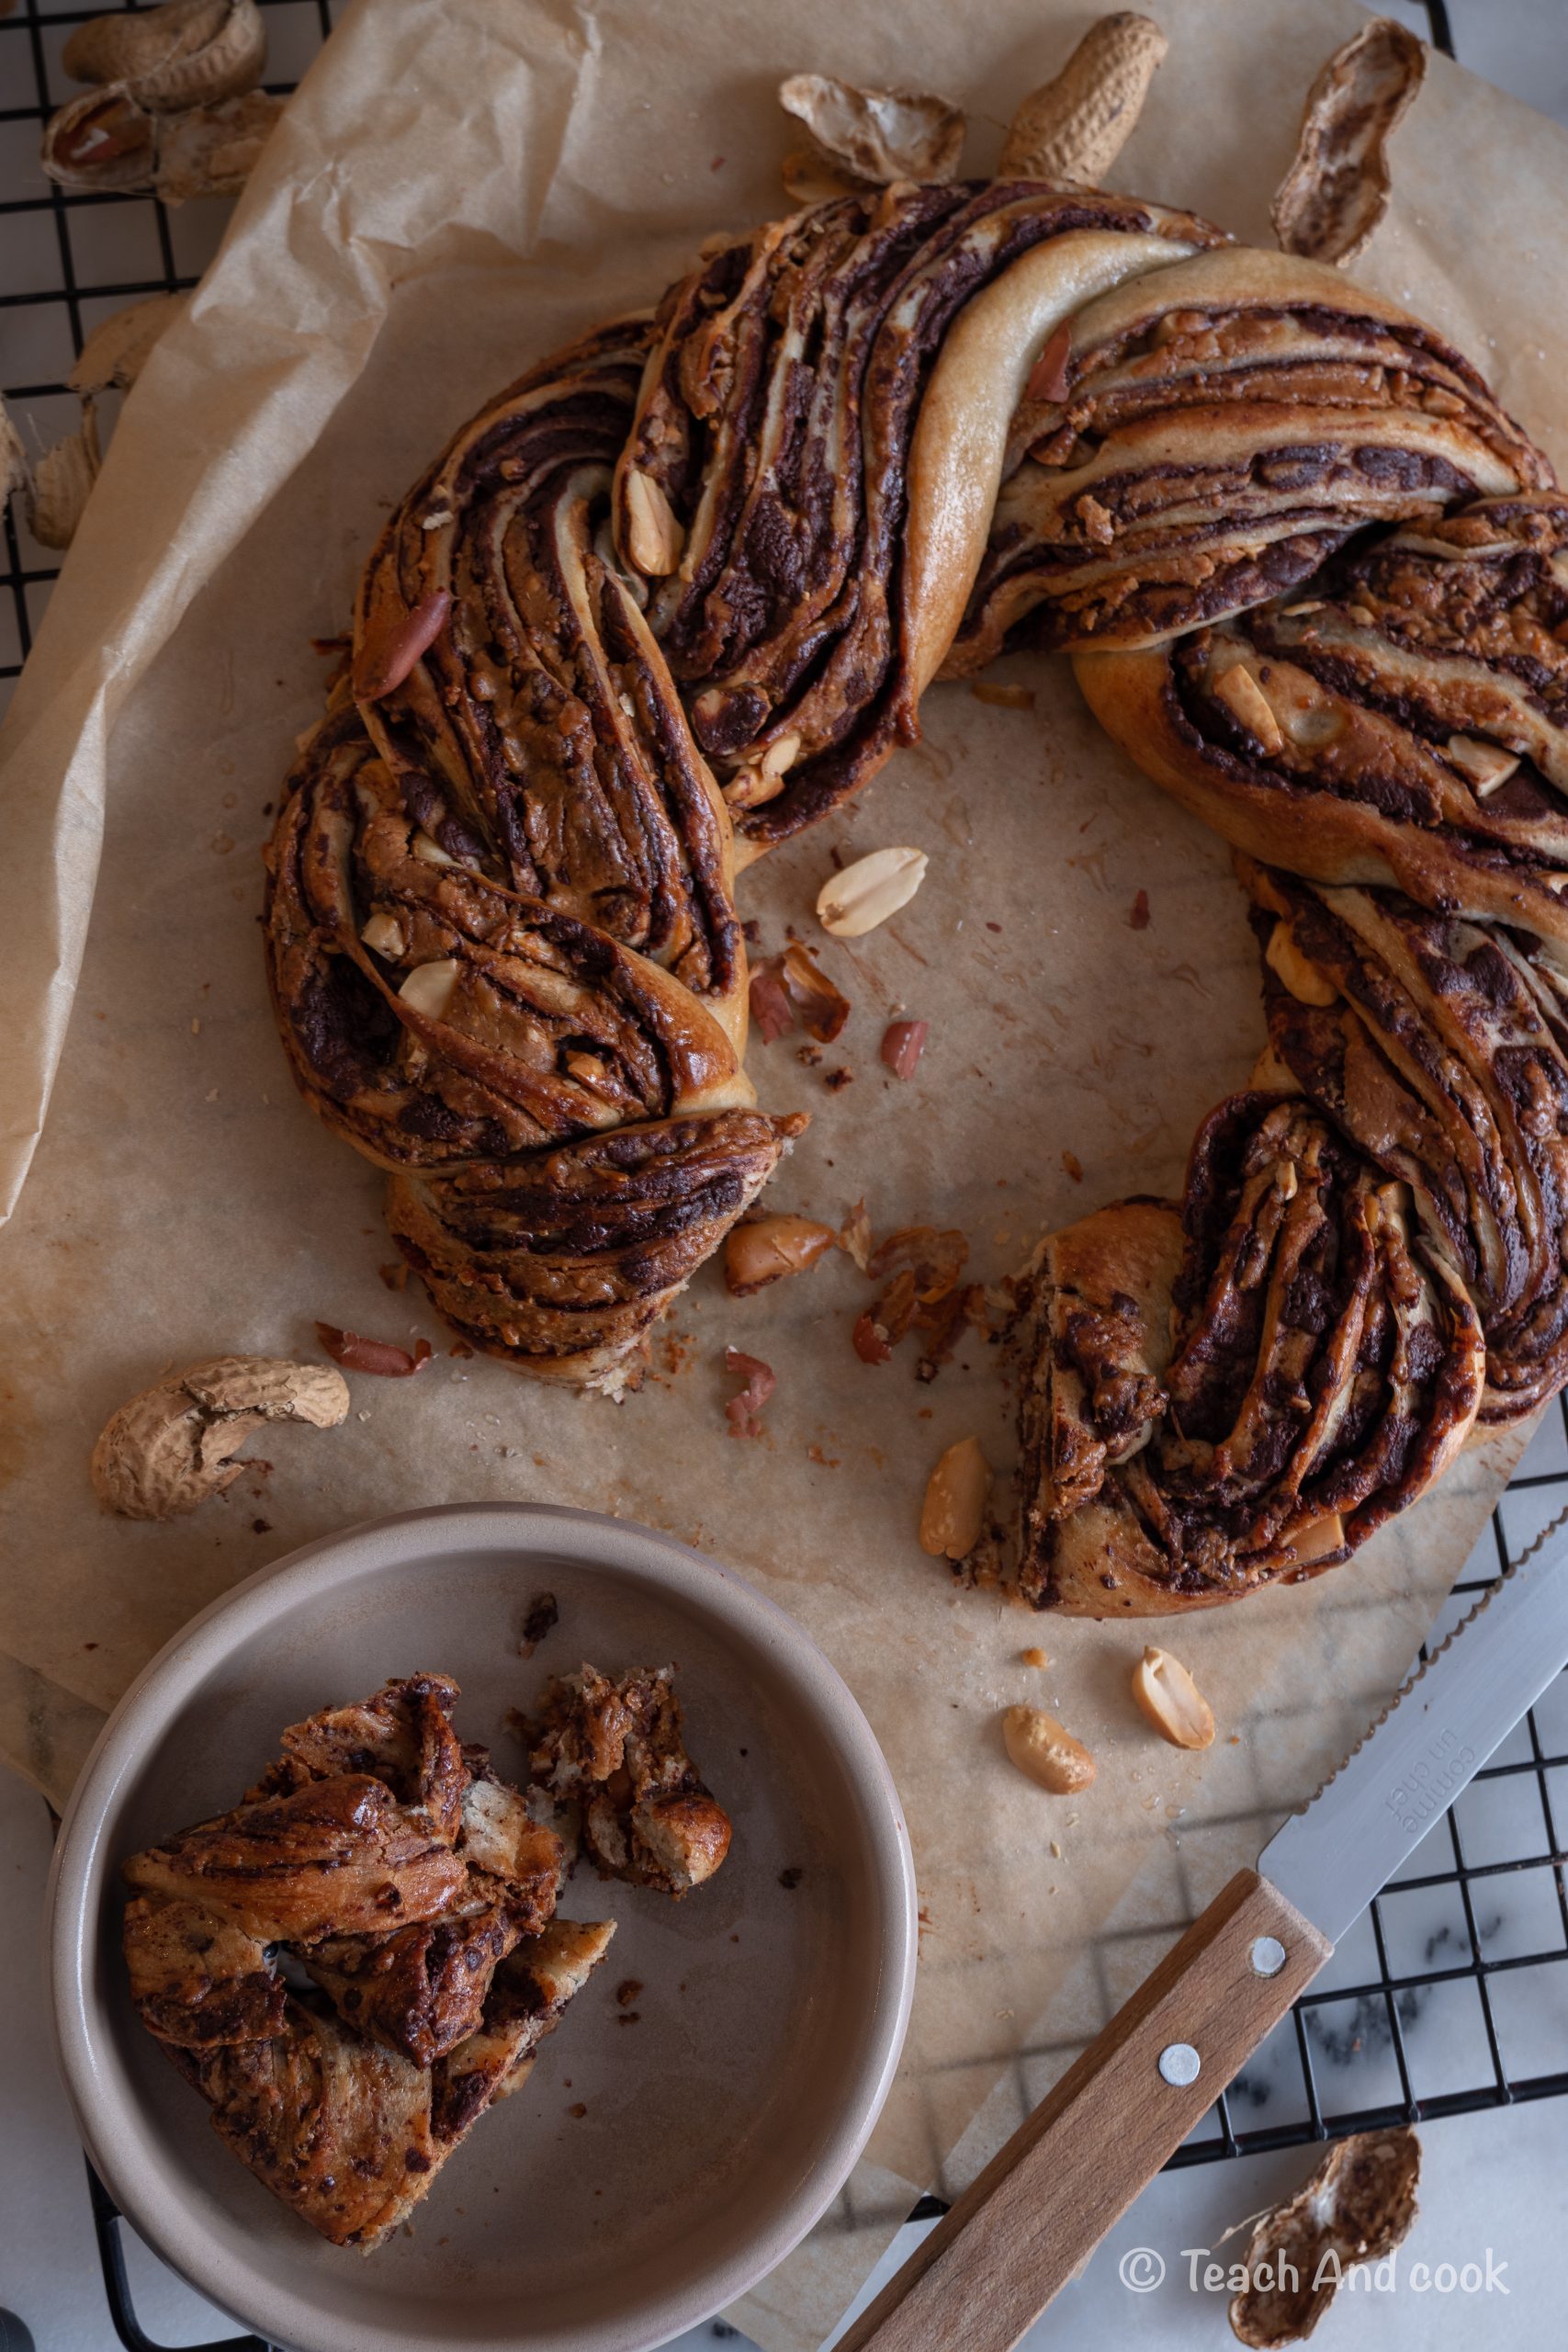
left=121, top=1675, right=612, bottom=2247
left=353, top=321, right=746, bottom=1030
left=1075, top=494, right=1568, bottom=938
left=1017, top=1094, right=1484, bottom=1613
left=953, top=248, right=1549, bottom=665
left=382, top=1111, right=797, bottom=1385
left=1240, top=855, right=1568, bottom=1425
left=265, top=174, right=1563, bottom=1609
left=265, top=323, right=803, bottom=1390
left=613, top=183, right=1220, bottom=848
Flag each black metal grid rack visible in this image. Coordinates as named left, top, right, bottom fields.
left=0, top=0, right=337, bottom=724
left=3, top=0, right=1564, bottom=2343
left=1169, top=1471, right=1568, bottom=2167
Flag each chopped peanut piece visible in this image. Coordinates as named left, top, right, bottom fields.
left=1265, top=921, right=1338, bottom=1007
left=1213, top=662, right=1284, bottom=755
left=622, top=468, right=684, bottom=575
left=919, top=1436, right=988, bottom=1559
left=1446, top=734, right=1518, bottom=796
left=1002, top=1706, right=1095, bottom=1794
left=1131, top=1647, right=1215, bottom=1750
left=724, top=1215, right=837, bottom=1296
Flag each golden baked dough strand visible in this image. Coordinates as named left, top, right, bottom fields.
left=1240, top=856, right=1568, bottom=1423
left=616, top=181, right=1222, bottom=853
left=1017, top=1094, right=1485, bottom=1614
left=384, top=1108, right=805, bottom=1396
left=954, top=248, right=1551, bottom=664
left=1077, top=493, right=1568, bottom=944
left=355, top=319, right=747, bottom=1038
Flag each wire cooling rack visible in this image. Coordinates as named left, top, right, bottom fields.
left=3, top=0, right=1566, bottom=2343
left=0, top=0, right=338, bottom=727
left=1171, top=1448, right=1568, bottom=2166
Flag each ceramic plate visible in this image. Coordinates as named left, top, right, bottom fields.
left=47, top=1502, right=917, bottom=2352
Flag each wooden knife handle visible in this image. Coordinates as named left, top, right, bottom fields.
left=836, top=1869, right=1331, bottom=2352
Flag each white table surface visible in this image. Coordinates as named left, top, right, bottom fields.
left=4, top=3, right=1567, bottom=2347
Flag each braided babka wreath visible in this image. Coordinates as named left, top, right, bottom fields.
left=265, top=18, right=1568, bottom=1618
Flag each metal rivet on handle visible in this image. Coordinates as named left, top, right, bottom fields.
left=1251, top=1935, right=1287, bottom=1978
left=1157, top=2041, right=1201, bottom=2086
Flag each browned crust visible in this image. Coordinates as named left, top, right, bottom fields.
left=616, top=180, right=1227, bottom=850
left=1072, top=643, right=1568, bottom=944
left=385, top=1109, right=806, bottom=1393
left=1038, top=1194, right=1184, bottom=1315
left=1016, top=1099, right=1486, bottom=1618
left=953, top=247, right=1551, bottom=664
left=122, top=1676, right=611, bottom=2250
left=901, top=223, right=1210, bottom=700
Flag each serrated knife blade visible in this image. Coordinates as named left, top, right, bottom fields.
left=1259, top=1507, right=1568, bottom=1949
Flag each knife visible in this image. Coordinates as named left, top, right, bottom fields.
left=836, top=1509, right=1568, bottom=2352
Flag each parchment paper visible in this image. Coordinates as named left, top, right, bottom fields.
left=2, top=4, right=1564, bottom=2344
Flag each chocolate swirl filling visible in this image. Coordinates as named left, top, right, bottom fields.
left=265, top=695, right=798, bottom=1386
left=265, top=700, right=755, bottom=1173
left=355, top=320, right=744, bottom=1025
left=616, top=181, right=1222, bottom=848
left=121, top=1675, right=612, bottom=2250
left=960, top=250, right=1550, bottom=664
left=1076, top=492, right=1568, bottom=947
left=384, top=1108, right=804, bottom=1394
left=1242, top=857, right=1568, bottom=1421
left=1017, top=1094, right=1485, bottom=1614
